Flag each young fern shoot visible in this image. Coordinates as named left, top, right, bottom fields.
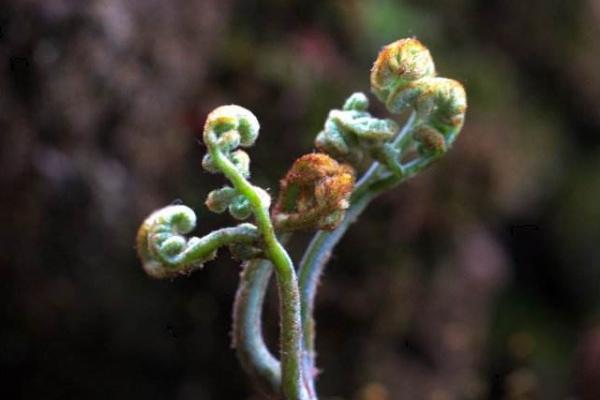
left=135, top=38, right=466, bottom=400
left=299, top=38, right=466, bottom=395
left=138, top=105, right=307, bottom=400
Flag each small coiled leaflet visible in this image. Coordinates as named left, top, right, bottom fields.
left=136, top=205, right=260, bottom=279
left=315, top=92, right=399, bottom=169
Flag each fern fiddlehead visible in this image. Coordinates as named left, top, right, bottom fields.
left=137, top=105, right=307, bottom=400
left=298, top=38, right=467, bottom=394
left=136, top=205, right=261, bottom=279
left=370, top=38, right=466, bottom=176
left=136, top=38, right=466, bottom=400
left=203, top=105, right=307, bottom=400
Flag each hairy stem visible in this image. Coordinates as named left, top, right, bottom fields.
left=209, top=146, right=305, bottom=400
left=298, top=189, right=374, bottom=396
left=297, top=114, right=418, bottom=392
left=297, top=170, right=377, bottom=391
left=233, top=257, right=280, bottom=397
left=232, top=232, right=294, bottom=399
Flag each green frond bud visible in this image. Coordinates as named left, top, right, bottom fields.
left=200, top=105, right=275, bottom=228
left=136, top=205, right=201, bottom=278
left=315, top=93, right=400, bottom=167
left=370, top=38, right=436, bottom=105
left=201, top=105, right=261, bottom=181
left=206, top=186, right=238, bottom=214
left=273, top=153, right=355, bottom=232
left=203, top=105, right=260, bottom=149
left=343, top=92, right=369, bottom=111
left=226, top=186, right=270, bottom=220
left=229, top=196, right=253, bottom=220
left=368, top=38, right=467, bottom=168
left=136, top=205, right=261, bottom=279
left=315, top=121, right=351, bottom=159
left=160, top=236, right=188, bottom=256
left=333, top=113, right=398, bottom=142
left=427, top=78, right=467, bottom=136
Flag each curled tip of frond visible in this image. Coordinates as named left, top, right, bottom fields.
left=429, top=78, right=467, bottom=131
left=205, top=184, right=271, bottom=221
left=370, top=38, right=436, bottom=105
left=315, top=92, right=399, bottom=167
left=205, top=186, right=238, bottom=214
left=370, top=38, right=467, bottom=155
left=202, top=105, right=260, bottom=178
left=273, top=153, right=355, bottom=232
left=203, top=105, right=260, bottom=148
left=343, top=92, right=369, bottom=111
left=136, top=205, right=261, bottom=279
left=136, top=205, right=202, bottom=279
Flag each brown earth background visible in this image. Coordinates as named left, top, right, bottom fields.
left=3, top=1, right=600, bottom=399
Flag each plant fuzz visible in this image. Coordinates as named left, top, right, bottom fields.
left=136, top=38, right=467, bottom=400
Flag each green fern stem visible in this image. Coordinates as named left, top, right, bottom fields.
left=231, top=232, right=293, bottom=398
left=206, top=136, right=305, bottom=400
left=298, top=113, right=426, bottom=388
left=233, top=257, right=281, bottom=396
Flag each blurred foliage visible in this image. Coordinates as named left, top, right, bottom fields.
left=2, top=0, right=600, bottom=399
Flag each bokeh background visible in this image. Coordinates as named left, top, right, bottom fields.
left=2, top=1, right=600, bottom=399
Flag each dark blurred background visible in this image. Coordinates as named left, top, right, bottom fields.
left=2, top=1, right=600, bottom=399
